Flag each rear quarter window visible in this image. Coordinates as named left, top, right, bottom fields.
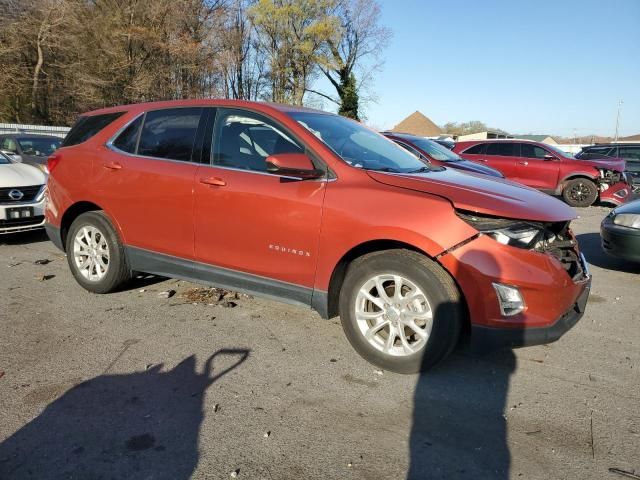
left=462, top=144, right=486, bottom=154
left=62, top=112, right=126, bottom=147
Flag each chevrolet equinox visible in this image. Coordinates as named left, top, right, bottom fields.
left=45, top=100, right=591, bottom=373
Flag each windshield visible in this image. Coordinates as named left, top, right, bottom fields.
left=17, top=137, right=61, bottom=157
left=0, top=151, right=11, bottom=164
left=289, top=112, right=435, bottom=173
left=402, top=136, right=462, bottom=162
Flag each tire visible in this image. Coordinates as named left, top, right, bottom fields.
left=339, top=249, right=463, bottom=374
left=66, top=211, right=131, bottom=294
left=562, top=178, right=598, bottom=207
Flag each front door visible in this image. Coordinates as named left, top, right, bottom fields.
left=193, top=108, right=326, bottom=301
left=481, top=142, right=520, bottom=178
left=514, top=143, right=561, bottom=191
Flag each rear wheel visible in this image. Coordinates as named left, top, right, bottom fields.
left=339, top=250, right=463, bottom=374
left=66, top=211, right=131, bottom=293
left=562, top=178, right=598, bottom=207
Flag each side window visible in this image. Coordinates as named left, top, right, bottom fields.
left=1, top=138, right=18, bottom=153
left=112, top=116, right=143, bottom=154
left=521, top=143, right=547, bottom=159
left=486, top=142, right=517, bottom=156
left=213, top=110, right=303, bottom=172
left=618, top=147, right=640, bottom=161
left=463, top=144, right=486, bottom=155
left=62, top=112, right=125, bottom=147
left=138, top=108, right=202, bottom=161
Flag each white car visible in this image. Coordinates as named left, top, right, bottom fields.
left=0, top=151, right=47, bottom=234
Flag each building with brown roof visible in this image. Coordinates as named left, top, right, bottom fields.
left=391, top=111, right=442, bottom=137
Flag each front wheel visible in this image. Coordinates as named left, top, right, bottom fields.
left=66, top=211, right=131, bottom=293
left=562, top=178, right=598, bottom=207
left=339, top=250, right=463, bottom=374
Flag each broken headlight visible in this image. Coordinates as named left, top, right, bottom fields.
left=457, top=211, right=548, bottom=249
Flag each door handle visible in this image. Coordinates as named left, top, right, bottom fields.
left=477, top=158, right=488, bottom=163
left=199, top=176, right=226, bottom=187
left=102, top=161, right=122, bottom=170
left=518, top=161, right=529, bottom=166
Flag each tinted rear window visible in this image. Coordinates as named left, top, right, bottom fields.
left=463, top=144, right=486, bottom=154
left=62, top=112, right=125, bottom=147
left=486, top=142, right=518, bottom=156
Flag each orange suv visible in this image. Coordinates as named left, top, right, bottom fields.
left=46, top=100, right=591, bottom=373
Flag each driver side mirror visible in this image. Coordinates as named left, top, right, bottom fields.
left=265, top=153, right=325, bottom=179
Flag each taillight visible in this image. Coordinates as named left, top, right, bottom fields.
left=47, top=153, right=61, bottom=172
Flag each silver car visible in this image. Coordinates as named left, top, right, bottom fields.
left=0, top=151, right=47, bottom=234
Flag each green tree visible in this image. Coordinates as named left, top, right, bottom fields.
left=249, top=0, right=340, bottom=105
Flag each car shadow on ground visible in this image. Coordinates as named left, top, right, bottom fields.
left=576, top=232, right=640, bottom=273
left=0, top=349, right=249, bottom=480
left=0, top=230, right=49, bottom=246
left=408, top=248, right=517, bottom=479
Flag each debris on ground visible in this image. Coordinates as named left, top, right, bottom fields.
left=36, top=274, right=55, bottom=281
left=157, top=289, right=176, bottom=299
left=182, top=287, right=249, bottom=305
left=0, top=371, right=5, bottom=380
left=213, top=403, right=220, bottom=412
left=34, top=259, right=52, bottom=265
left=7, top=262, right=22, bottom=267
left=609, top=468, right=640, bottom=479
left=330, top=358, right=337, bottom=363
left=138, top=289, right=146, bottom=293
left=374, top=369, right=384, bottom=376
left=230, top=469, right=240, bottom=478
left=263, top=431, right=271, bottom=438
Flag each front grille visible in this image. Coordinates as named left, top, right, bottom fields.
left=0, top=215, right=45, bottom=228
left=0, top=185, right=43, bottom=203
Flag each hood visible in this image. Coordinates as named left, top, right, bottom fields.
left=613, top=198, right=640, bottom=215
left=572, top=157, right=626, bottom=172
left=449, top=160, right=503, bottom=178
left=0, top=162, right=47, bottom=188
left=367, top=168, right=576, bottom=222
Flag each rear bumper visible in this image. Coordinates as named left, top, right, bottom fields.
left=601, top=217, right=640, bottom=262
left=470, top=278, right=590, bottom=350
left=45, top=222, right=64, bottom=251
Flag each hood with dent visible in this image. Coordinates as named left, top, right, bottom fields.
left=0, top=162, right=47, bottom=188
left=571, top=157, right=626, bottom=172
left=367, top=168, right=576, bottom=222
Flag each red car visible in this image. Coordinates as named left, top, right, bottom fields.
left=45, top=100, right=591, bottom=373
left=453, top=139, right=631, bottom=207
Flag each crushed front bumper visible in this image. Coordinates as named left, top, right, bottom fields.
left=438, top=234, right=590, bottom=350
left=599, top=180, right=632, bottom=206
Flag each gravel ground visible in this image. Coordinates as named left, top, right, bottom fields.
left=0, top=206, right=639, bottom=480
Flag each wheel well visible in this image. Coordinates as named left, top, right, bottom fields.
left=562, top=175, right=597, bottom=188
left=324, top=239, right=471, bottom=340
left=60, top=201, right=102, bottom=250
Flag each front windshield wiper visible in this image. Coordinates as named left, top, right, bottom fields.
left=407, top=166, right=432, bottom=173
left=366, top=167, right=402, bottom=173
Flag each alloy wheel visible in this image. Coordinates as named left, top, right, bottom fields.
left=73, top=226, right=110, bottom=281
left=354, top=274, right=433, bottom=357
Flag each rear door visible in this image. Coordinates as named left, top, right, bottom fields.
left=96, top=107, right=207, bottom=258
left=193, top=108, right=326, bottom=298
left=480, top=142, right=519, bottom=178
left=514, top=143, right=561, bottom=191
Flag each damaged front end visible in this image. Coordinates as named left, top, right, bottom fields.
left=597, top=168, right=631, bottom=206
left=456, top=211, right=588, bottom=282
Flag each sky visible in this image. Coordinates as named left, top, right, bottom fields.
left=318, top=0, right=640, bottom=137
